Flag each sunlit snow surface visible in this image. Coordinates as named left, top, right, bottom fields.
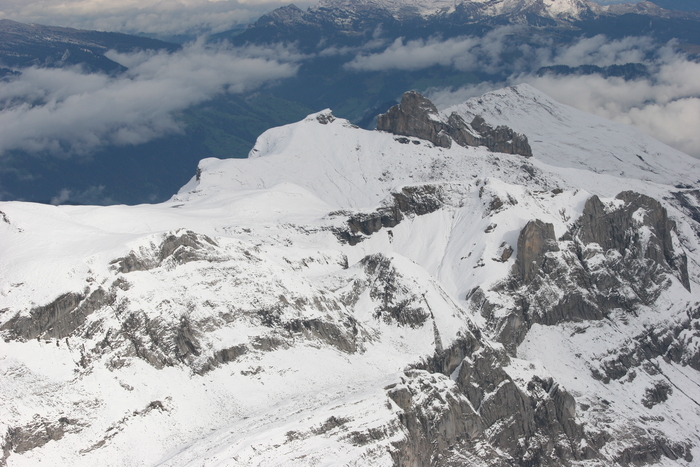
left=1, top=84, right=700, bottom=466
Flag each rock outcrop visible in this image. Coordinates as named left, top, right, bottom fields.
left=110, top=229, right=219, bottom=273
left=577, top=192, right=690, bottom=291
left=377, top=91, right=533, bottom=157
left=336, top=184, right=445, bottom=245
left=1, top=288, right=110, bottom=341
left=389, top=342, right=596, bottom=467
left=360, top=253, right=431, bottom=329
left=474, top=191, right=691, bottom=352
left=515, top=219, right=560, bottom=284
left=377, top=91, right=452, bottom=148
left=591, top=305, right=700, bottom=383
left=2, top=416, right=83, bottom=465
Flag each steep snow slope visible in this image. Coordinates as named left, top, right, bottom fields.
left=1, top=84, right=700, bottom=466
left=444, top=85, right=700, bottom=191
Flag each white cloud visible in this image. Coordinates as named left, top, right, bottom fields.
left=424, top=39, right=700, bottom=158
left=345, top=29, right=664, bottom=74
left=348, top=29, right=700, bottom=158
left=547, top=34, right=655, bottom=67
left=345, top=26, right=530, bottom=74
left=520, top=64, right=700, bottom=158
left=0, top=41, right=299, bottom=156
left=0, top=0, right=316, bottom=36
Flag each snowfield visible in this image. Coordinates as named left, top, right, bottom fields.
left=1, top=84, right=700, bottom=466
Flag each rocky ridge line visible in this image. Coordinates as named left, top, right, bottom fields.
left=377, top=91, right=533, bottom=157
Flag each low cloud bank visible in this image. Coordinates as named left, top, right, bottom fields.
left=0, top=0, right=316, bottom=37
left=0, top=41, right=299, bottom=157
left=345, top=26, right=539, bottom=74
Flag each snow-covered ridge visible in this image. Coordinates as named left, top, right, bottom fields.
left=1, top=84, right=700, bottom=466
left=179, top=84, right=698, bottom=210
left=315, top=0, right=602, bottom=19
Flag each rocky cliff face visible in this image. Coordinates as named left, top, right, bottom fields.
left=471, top=190, right=691, bottom=352
left=388, top=342, right=596, bottom=467
left=337, top=184, right=445, bottom=244
left=377, top=91, right=533, bottom=157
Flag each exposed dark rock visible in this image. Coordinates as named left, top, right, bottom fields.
left=250, top=335, right=287, bottom=352
left=476, top=191, right=691, bottom=353
left=160, top=230, right=216, bottom=261
left=337, top=184, right=444, bottom=244
left=515, top=219, right=560, bottom=284
left=78, top=399, right=170, bottom=455
left=416, top=334, right=483, bottom=377
left=494, top=242, right=514, bottom=262
left=1, top=288, right=110, bottom=341
left=388, top=370, right=483, bottom=467
left=312, top=416, right=350, bottom=435
left=210, top=344, right=248, bottom=367
left=284, top=317, right=359, bottom=353
left=390, top=341, right=596, bottom=466
left=392, top=185, right=444, bottom=216
left=2, top=415, right=82, bottom=464
left=110, top=229, right=219, bottom=273
left=642, top=380, right=673, bottom=408
left=455, top=114, right=533, bottom=157
left=577, top=192, right=689, bottom=291
left=173, top=316, right=201, bottom=362
left=386, top=384, right=413, bottom=411
left=115, top=311, right=174, bottom=369
left=377, top=91, right=452, bottom=148
left=615, top=436, right=693, bottom=465
left=671, top=189, right=700, bottom=239
left=316, top=112, right=335, bottom=125
left=592, top=305, right=700, bottom=382
left=111, top=251, right=150, bottom=273
left=346, top=426, right=393, bottom=447
left=377, top=91, right=532, bottom=157
left=361, top=254, right=430, bottom=329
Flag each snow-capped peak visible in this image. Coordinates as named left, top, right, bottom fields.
left=317, top=0, right=457, bottom=15
left=315, top=0, right=599, bottom=19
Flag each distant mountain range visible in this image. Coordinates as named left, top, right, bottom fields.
left=221, top=0, right=700, bottom=47
left=0, top=19, right=178, bottom=74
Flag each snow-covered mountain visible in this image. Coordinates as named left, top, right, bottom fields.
left=230, top=0, right=700, bottom=49
left=311, top=0, right=695, bottom=21
left=2, top=84, right=700, bottom=466
left=314, top=0, right=598, bottom=19
left=302, top=0, right=597, bottom=22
